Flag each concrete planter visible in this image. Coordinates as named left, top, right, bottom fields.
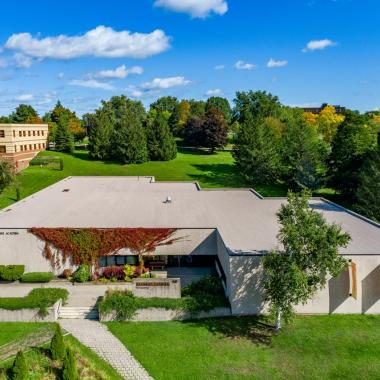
left=0, top=300, right=61, bottom=322
left=100, top=306, right=231, bottom=322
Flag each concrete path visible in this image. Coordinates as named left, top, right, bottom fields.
left=59, top=320, right=153, bottom=380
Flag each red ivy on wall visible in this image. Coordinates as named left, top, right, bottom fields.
left=29, top=227, right=179, bottom=268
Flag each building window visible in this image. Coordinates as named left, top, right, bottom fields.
left=42, top=131, right=44, bottom=136
left=13, top=130, right=16, bottom=138
left=33, top=131, right=35, bottom=136
left=14, top=145, right=17, bottom=153
left=99, top=255, right=139, bottom=267
left=19, top=131, right=22, bottom=137
left=28, top=131, right=31, bottom=137
left=24, top=145, right=27, bottom=151
left=20, top=145, right=23, bottom=151
left=23, top=131, right=26, bottom=137
left=0, top=130, right=4, bottom=138
left=29, top=144, right=32, bottom=150
left=37, top=131, right=40, bottom=136
left=0, top=146, right=6, bottom=153
left=38, top=143, right=41, bottom=149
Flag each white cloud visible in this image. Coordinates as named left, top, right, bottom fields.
left=15, top=93, right=34, bottom=101
left=154, top=0, right=228, bottom=18
left=206, top=88, right=223, bottom=96
left=267, top=58, right=288, bottom=68
left=13, top=53, right=33, bottom=68
left=141, top=76, right=191, bottom=89
left=302, top=39, right=337, bottom=52
left=234, top=60, right=256, bottom=70
left=95, top=64, right=143, bottom=79
left=214, top=64, right=225, bottom=70
left=57, top=72, right=65, bottom=79
left=69, top=79, right=115, bottom=90
left=5, top=26, right=170, bottom=60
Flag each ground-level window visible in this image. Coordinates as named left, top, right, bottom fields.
left=0, top=146, right=6, bottom=153
left=99, top=255, right=139, bottom=267
left=0, top=130, right=5, bottom=138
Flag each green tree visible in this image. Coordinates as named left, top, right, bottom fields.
left=87, top=110, right=113, bottom=160
left=146, top=111, right=177, bottom=161
left=0, top=158, right=15, bottom=193
left=329, top=116, right=377, bottom=201
left=55, top=113, right=74, bottom=153
left=262, top=191, right=351, bottom=329
left=281, top=111, right=328, bottom=190
left=355, top=147, right=380, bottom=222
left=10, top=104, right=41, bottom=123
left=206, top=97, right=232, bottom=124
left=233, top=115, right=282, bottom=184
left=150, top=96, right=178, bottom=114
left=233, top=91, right=282, bottom=124
left=11, top=351, right=28, bottom=380
left=51, top=324, right=65, bottom=360
left=62, top=347, right=78, bottom=380
left=188, top=99, right=206, bottom=118
left=169, top=100, right=191, bottom=136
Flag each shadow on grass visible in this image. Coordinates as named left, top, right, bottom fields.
left=185, top=316, right=275, bottom=346
left=189, top=163, right=248, bottom=188
left=177, top=147, right=214, bottom=156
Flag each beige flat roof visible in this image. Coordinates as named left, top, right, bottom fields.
left=0, top=176, right=379, bottom=255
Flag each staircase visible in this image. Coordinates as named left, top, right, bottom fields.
left=58, top=306, right=99, bottom=320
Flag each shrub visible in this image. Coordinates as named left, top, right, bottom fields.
left=51, top=324, right=65, bottom=360
left=11, top=351, right=28, bottom=380
left=123, top=264, right=136, bottom=280
left=102, top=266, right=125, bottom=280
left=20, top=272, right=54, bottom=283
left=0, top=288, right=69, bottom=316
left=0, top=265, right=25, bottom=281
left=72, top=265, right=90, bottom=283
left=99, top=290, right=138, bottom=320
left=62, top=269, right=73, bottom=279
left=62, top=347, right=78, bottom=380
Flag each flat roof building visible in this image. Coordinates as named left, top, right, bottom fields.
left=0, top=176, right=379, bottom=315
left=0, top=124, right=48, bottom=171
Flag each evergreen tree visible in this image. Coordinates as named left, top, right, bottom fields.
left=62, top=347, right=78, bottom=380
left=355, top=147, right=380, bottom=222
left=111, top=116, right=148, bottom=164
left=11, top=351, right=28, bottom=380
left=51, top=324, right=65, bottom=360
left=280, top=111, right=328, bottom=190
left=0, top=158, right=15, bottom=193
left=150, top=96, right=178, bottom=114
left=233, top=115, right=281, bottom=184
left=202, top=108, right=228, bottom=153
left=329, top=118, right=377, bottom=202
left=55, top=113, right=74, bottom=153
left=87, top=110, right=113, bottom=160
left=146, top=112, right=177, bottom=161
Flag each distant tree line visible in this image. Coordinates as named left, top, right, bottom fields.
left=1, top=91, right=379, bottom=222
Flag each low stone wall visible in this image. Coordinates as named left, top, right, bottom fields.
left=100, top=307, right=231, bottom=322
left=132, top=278, right=181, bottom=299
left=0, top=300, right=61, bottom=322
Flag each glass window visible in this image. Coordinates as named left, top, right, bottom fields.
left=126, top=256, right=139, bottom=265
left=99, top=257, right=107, bottom=267
left=0, top=130, right=4, bottom=138
left=0, top=146, right=6, bottom=153
left=116, top=256, right=125, bottom=265
left=106, top=256, right=116, bottom=266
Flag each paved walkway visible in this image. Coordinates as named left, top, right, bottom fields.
left=59, top=320, right=153, bottom=380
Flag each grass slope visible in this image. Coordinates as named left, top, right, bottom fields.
left=0, top=323, right=50, bottom=347
left=0, top=149, right=287, bottom=209
left=107, top=315, right=380, bottom=380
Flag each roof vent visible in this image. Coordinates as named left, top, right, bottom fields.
left=165, top=196, right=172, bottom=204
left=62, top=189, right=70, bottom=192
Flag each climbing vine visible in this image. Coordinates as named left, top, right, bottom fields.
left=29, top=228, right=179, bottom=268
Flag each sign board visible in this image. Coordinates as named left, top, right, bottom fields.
left=132, top=278, right=181, bottom=299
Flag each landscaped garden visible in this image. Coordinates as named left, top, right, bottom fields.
left=107, top=315, right=380, bottom=380
left=0, top=323, right=123, bottom=380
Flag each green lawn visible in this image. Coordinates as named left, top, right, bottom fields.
left=0, top=323, right=50, bottom=347
left=107, top=315, right=380, bottom=380
left=0, top=149, right=287, bottom=209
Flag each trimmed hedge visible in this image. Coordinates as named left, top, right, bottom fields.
left=0, top=288, right=69, bottom=316
left=20, top=272, right=54, bottom=283
left=0, top=265, right=25, bottom=281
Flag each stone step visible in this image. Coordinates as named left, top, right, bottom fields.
left=59, top=307, right=99, bottom=320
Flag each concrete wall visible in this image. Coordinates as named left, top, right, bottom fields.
left=100, top=307, right=231, bottom=322
left=0, top=300, right=60, bottom=322
left=132, top=278, right=181, bottom=298
left=228, top=254, right=380, bottom=315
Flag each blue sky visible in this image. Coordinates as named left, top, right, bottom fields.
left=0, top=0, right=379, bottom=116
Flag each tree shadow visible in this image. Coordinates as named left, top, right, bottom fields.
left=189, top=163, right=248, bottom=188
left=178, top=147, right=214, bottom=156
left=184, top=316, right=274, bottom=346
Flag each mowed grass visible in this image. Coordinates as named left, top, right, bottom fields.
left=0, top=148, right=287, bottom=209
left=0, top=323, right=51, bottom=347
left=107, top=315, right=380, bottom=380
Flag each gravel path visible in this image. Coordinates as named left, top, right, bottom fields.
left=59, top=320, right=153, bottom=380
